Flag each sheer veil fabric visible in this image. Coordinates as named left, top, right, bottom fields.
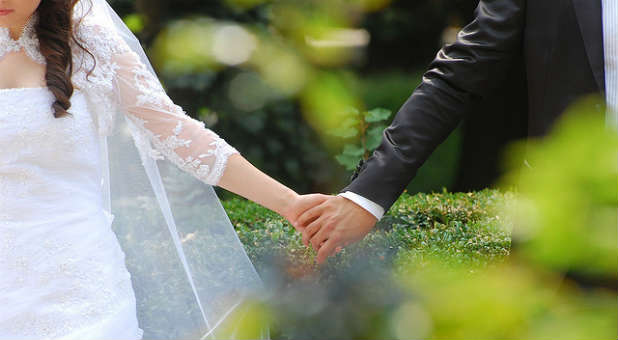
left=72, top=0, right=267, bottom=338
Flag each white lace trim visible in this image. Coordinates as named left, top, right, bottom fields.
left=0, top=13, right=45, bottom=64
left=78, top=27, right=239, bottom=186
left=127, top=114, right=239, bottom=186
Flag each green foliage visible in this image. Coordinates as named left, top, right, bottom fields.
left=329, top=107, right=393, bottom=170
left=225, top=190, right=510, bottom=277
left=399, top=261, right=616, bottom=340
left=226, top=186, right=615, bottom=339
left=123, top=13, right=145, bottom=33
left=223, top=103, right=617, bottom=339
left=225, top=190, right=512, bottom=339
left=223, top=187, right=608, bottom=340
left=501, top=96, right=618, bottom=280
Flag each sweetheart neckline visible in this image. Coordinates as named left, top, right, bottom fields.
left=0, top=86, right=47, bottom=92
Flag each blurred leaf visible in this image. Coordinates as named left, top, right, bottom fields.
left=213, top=300, right=272, bottom=339
left=151, top=18, right=220, bottom=74
left=341, top=143, right=365, bottom=157
left=341, top=116, right=360, bottom=128
left=402, top=261, right=617, bottom=339
left=335, top=153, right=361, bottom=170
left=501, top=96, right=618, bottom=279
left=301, top=72, right=361, bottom=133
left=344, top=107, right=361, bottom=117
left=329, top=118, right=360, bottom=138
left=365, top=107, right=392, bottom=123
left=123, top=13, right=145, bottom=34
left=367, top=124, right=386, bottom=150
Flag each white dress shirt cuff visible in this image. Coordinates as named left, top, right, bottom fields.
left=339, top=191, right=385, bottom=220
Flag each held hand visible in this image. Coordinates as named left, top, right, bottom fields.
left=280, top=194, right=332, bottom=233
left=296, top=196, right=378, bottom=264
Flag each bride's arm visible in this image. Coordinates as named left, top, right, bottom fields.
left=109, top=47, right=327, bottom=222
left=218, top=155, right=297, bottom=217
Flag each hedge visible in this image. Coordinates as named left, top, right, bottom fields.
left=221, top=189, right=617, bottom=340
left=224, top=189, right=512, bottom=278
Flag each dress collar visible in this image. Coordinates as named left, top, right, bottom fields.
left=0, top=13, right=45, bottom=65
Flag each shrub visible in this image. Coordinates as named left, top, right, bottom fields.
left=225, top=189, right=511, bottom=278
left=224, top=190, right=511, bottom=339
left=221, top=99, right=617, bottom=340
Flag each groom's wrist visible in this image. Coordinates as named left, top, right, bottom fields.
left=338, top=192, right=385, bottom=220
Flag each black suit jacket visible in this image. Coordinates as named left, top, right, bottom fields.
left=344, top=0, right=606, bottom=211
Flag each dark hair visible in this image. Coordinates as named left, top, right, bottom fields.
left=35, top=0, right=92, bottom=118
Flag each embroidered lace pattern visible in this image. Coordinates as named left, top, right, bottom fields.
left=0, top=14, right=45, bottom=64
left=0, top=87, right=142, bottom=339
left=71, top=23, right=239, bottom=186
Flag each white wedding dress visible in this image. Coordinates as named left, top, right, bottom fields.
left=0, top=87, right=143, bottom=339
left=0, top=10, right=247, bottom=340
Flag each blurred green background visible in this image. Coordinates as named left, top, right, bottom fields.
left=108, top=0, right=510, bottom=197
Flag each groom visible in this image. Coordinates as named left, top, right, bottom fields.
left=295, top=0, right=614, bottom=264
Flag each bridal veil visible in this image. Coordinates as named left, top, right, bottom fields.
left=71, top=0, right=267, bottom=338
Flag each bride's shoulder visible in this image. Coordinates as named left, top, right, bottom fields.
left=72, top=20, right=131, bottom=61
left=70, top=20, right=133, bottom=88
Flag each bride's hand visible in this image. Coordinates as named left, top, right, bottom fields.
left=280, top=194, right=332, bottom=232
left=217, top=156, right=330, bottom=229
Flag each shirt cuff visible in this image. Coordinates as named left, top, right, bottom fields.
left=338, top=191, right=385, bottom=220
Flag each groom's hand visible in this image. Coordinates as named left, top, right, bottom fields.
left=296, top=196, right=377, bottom=264
left=281, top=194, right=331, bottom=233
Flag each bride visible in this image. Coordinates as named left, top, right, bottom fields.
left=0, top=0, right=329, bottom=338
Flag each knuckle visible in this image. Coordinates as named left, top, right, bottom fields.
left=331, top=232, right=342, bottom=243
left=311, top=224, right=321, bottom=234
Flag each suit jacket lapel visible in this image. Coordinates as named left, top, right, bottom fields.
left=572, top=0, right=605, bottom=94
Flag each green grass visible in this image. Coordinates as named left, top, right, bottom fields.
left=224, top=189, right=511, bottom=277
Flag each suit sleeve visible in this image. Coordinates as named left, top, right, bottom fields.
left=343, top=0, right=526, bottom=211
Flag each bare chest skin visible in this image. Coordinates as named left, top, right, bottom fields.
left=0, top=50, right=46, bottom=89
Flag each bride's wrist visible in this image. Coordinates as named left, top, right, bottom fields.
left=278, top=189, right=299, bottom=220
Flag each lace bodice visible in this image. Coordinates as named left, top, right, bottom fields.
left=0, top=14, right=238, bottom=187
left=0, top=88, right=102, bottom=220
left=0, top=87, right=143, bottom=339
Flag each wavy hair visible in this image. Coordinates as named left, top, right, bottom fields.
left=35, top=0, right=93, bottom=118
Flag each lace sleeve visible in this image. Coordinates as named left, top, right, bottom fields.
left=72, top=22, right=239, bottom=186
left=110, top=47, right=239, bottom=186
